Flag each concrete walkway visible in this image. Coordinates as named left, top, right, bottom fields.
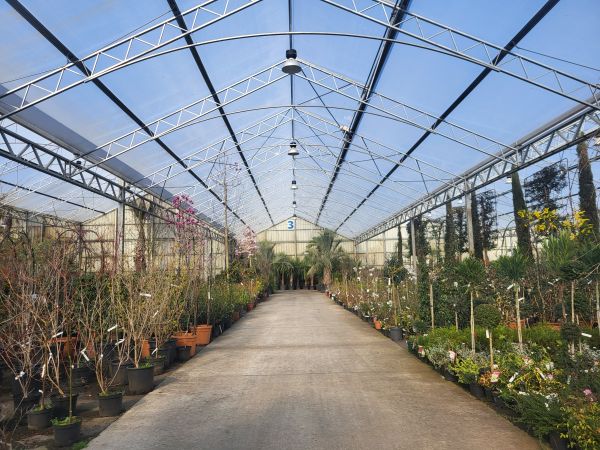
left=88, top=290, right=539, bottom=450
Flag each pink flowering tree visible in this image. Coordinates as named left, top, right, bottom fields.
left=169, top=194, right=204, bottom=273
left=236, top=227, right=257, bottom=267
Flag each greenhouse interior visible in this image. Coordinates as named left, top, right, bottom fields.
left=0, top=0, right=599, bottom=449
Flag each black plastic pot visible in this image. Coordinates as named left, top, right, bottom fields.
left=389, top=327, right=403, bottom=342
left=98, top=391, right=123, bottom=417
left=548, top=431, right=569, bottom=450
left=53, top=418, right=81, bottom=447
left=483, top=387, right=494, bottom=402
left=158, top=348, right=171, bottom=369
left=52, top=394, right=79, bottom=419
left=211, top=324, right=222, bottom=339
left=443, top=368, right=458, bottom=383
left=223, top=317, right=233, bottom=330
left=150, top=356, right=166, bottom=375
left=111, top=361, right=132, bottom=386
left=177, top=346, right=191, bottom=362
left=27, top=407, right=52, bottom=430
left=71, top=365, right=92, bottom=387
left=468, top=383, right=485, bottom=400
left=127, top=365, right=154, bottom=395
left=166, top=338, right=177, bottom=365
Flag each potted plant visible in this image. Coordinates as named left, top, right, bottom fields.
left=194, top=281, right=212, bottom=346
left=149, top=275, right=183, bottom=375
left=474, top=303, right=501, bottom=371
left=119, top=271, right=156, bottom=395
left=77, top=272, right=128, bottom=417
left=453, top=349, right=487, bottom=400
left=455, top=257, right=486, bottom=353
left=493, top=249, right=528, bottom=351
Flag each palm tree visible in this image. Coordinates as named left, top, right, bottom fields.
left=493, top=249, right=529, bottom=350
left=455, top=257, right=487, bottom=353
left=542, top=230, right=579, bottom=322
left=272, top=252, right=293, bottom=290
left=306, top=230, right=343, bottom=289
left=255, top=241, right=275, bottom=286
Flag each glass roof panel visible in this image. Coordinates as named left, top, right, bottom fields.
left=1, top=0, right=597, bottom=238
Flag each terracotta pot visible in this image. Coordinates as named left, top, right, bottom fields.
left=141, top=339, right=151, bottom=358
left=173, top=332, right=196, bottom=356
left=232, top=311, right=240, bottom=322
left=247, top=303, right=254, bottom=311
left=194, top=325, right=212, bottom=346
left=374, top=320, right=382, bottom=330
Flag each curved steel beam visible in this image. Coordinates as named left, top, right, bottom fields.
left=322, top=0, right=599, bottom=110
left=0, top=0, right=262, bottom=120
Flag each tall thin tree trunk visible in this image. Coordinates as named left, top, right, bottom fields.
left=571, top=280, right=576, bottom=323
left=515, top=284, right=523, bottom=351
left=429, top=281, right=435, bottom=329
left=489, top=332, right=494, bottom=370
left=470, top=291, right=475, bottom=353
left=596, top=281, right=600, bottom=338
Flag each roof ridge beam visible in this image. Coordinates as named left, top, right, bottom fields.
left=315, top=0, right=412, bottom=222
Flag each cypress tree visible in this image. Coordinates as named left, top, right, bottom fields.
left=477, top=190, right=498, bottom=262
left=471, top=193, right=484, bottom=260
left=512, top=171, right=533, bottom=259
left=444, top=202, right=456, bottom=263
left=396, top=224, right=403, bottom=265
left=577, top=139, right=599, bottom=236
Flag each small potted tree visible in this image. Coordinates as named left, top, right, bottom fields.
left=119, top=271, right=156, bottom=395
left=77, top=271, right=129, bottom=416
left=455, top=257, right=487, bottom=353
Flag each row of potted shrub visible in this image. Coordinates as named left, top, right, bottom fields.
left=3, top=272, right=268, bottom=447
left=326, top=290, right=599, bottom=450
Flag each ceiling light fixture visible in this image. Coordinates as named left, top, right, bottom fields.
left=282, top=49, right=301, bottom=74
left=288, top=141, right=299, bottom=156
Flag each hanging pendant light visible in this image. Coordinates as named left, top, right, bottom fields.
left=288, top=141, right=299, bottom=156
left=291, top=179, right=298, bottom=190
left=282, top=49, right=301, bottom=74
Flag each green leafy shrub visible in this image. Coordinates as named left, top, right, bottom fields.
left=560, top=322, right=581, bottom=342
left=561, top=399, right=600, bottom=450
left=453, top=350, right=487, bottom=384
left=513, top=392, right=564, bottom=440
left=475, top=304, right=501, bottom=329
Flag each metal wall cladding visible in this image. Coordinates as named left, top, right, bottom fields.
left=255, top=216, right=399, bottom=267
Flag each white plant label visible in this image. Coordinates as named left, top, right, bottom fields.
left=506, top=284, right=514, bottom=291
left=152, top=347, right=158, bottom=355
left=52, top=331, right=63, bottom=338
left=80, top=348, right=90, bottom=362
left=108, top=324, right=118, bottom=332
left=485, top=329, right=490, bottom=338
left=140, top=293, right=151, bottom=298
left=115, top=338, right=125, bottom=346
left=581, top=332, right=592, bottom=338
